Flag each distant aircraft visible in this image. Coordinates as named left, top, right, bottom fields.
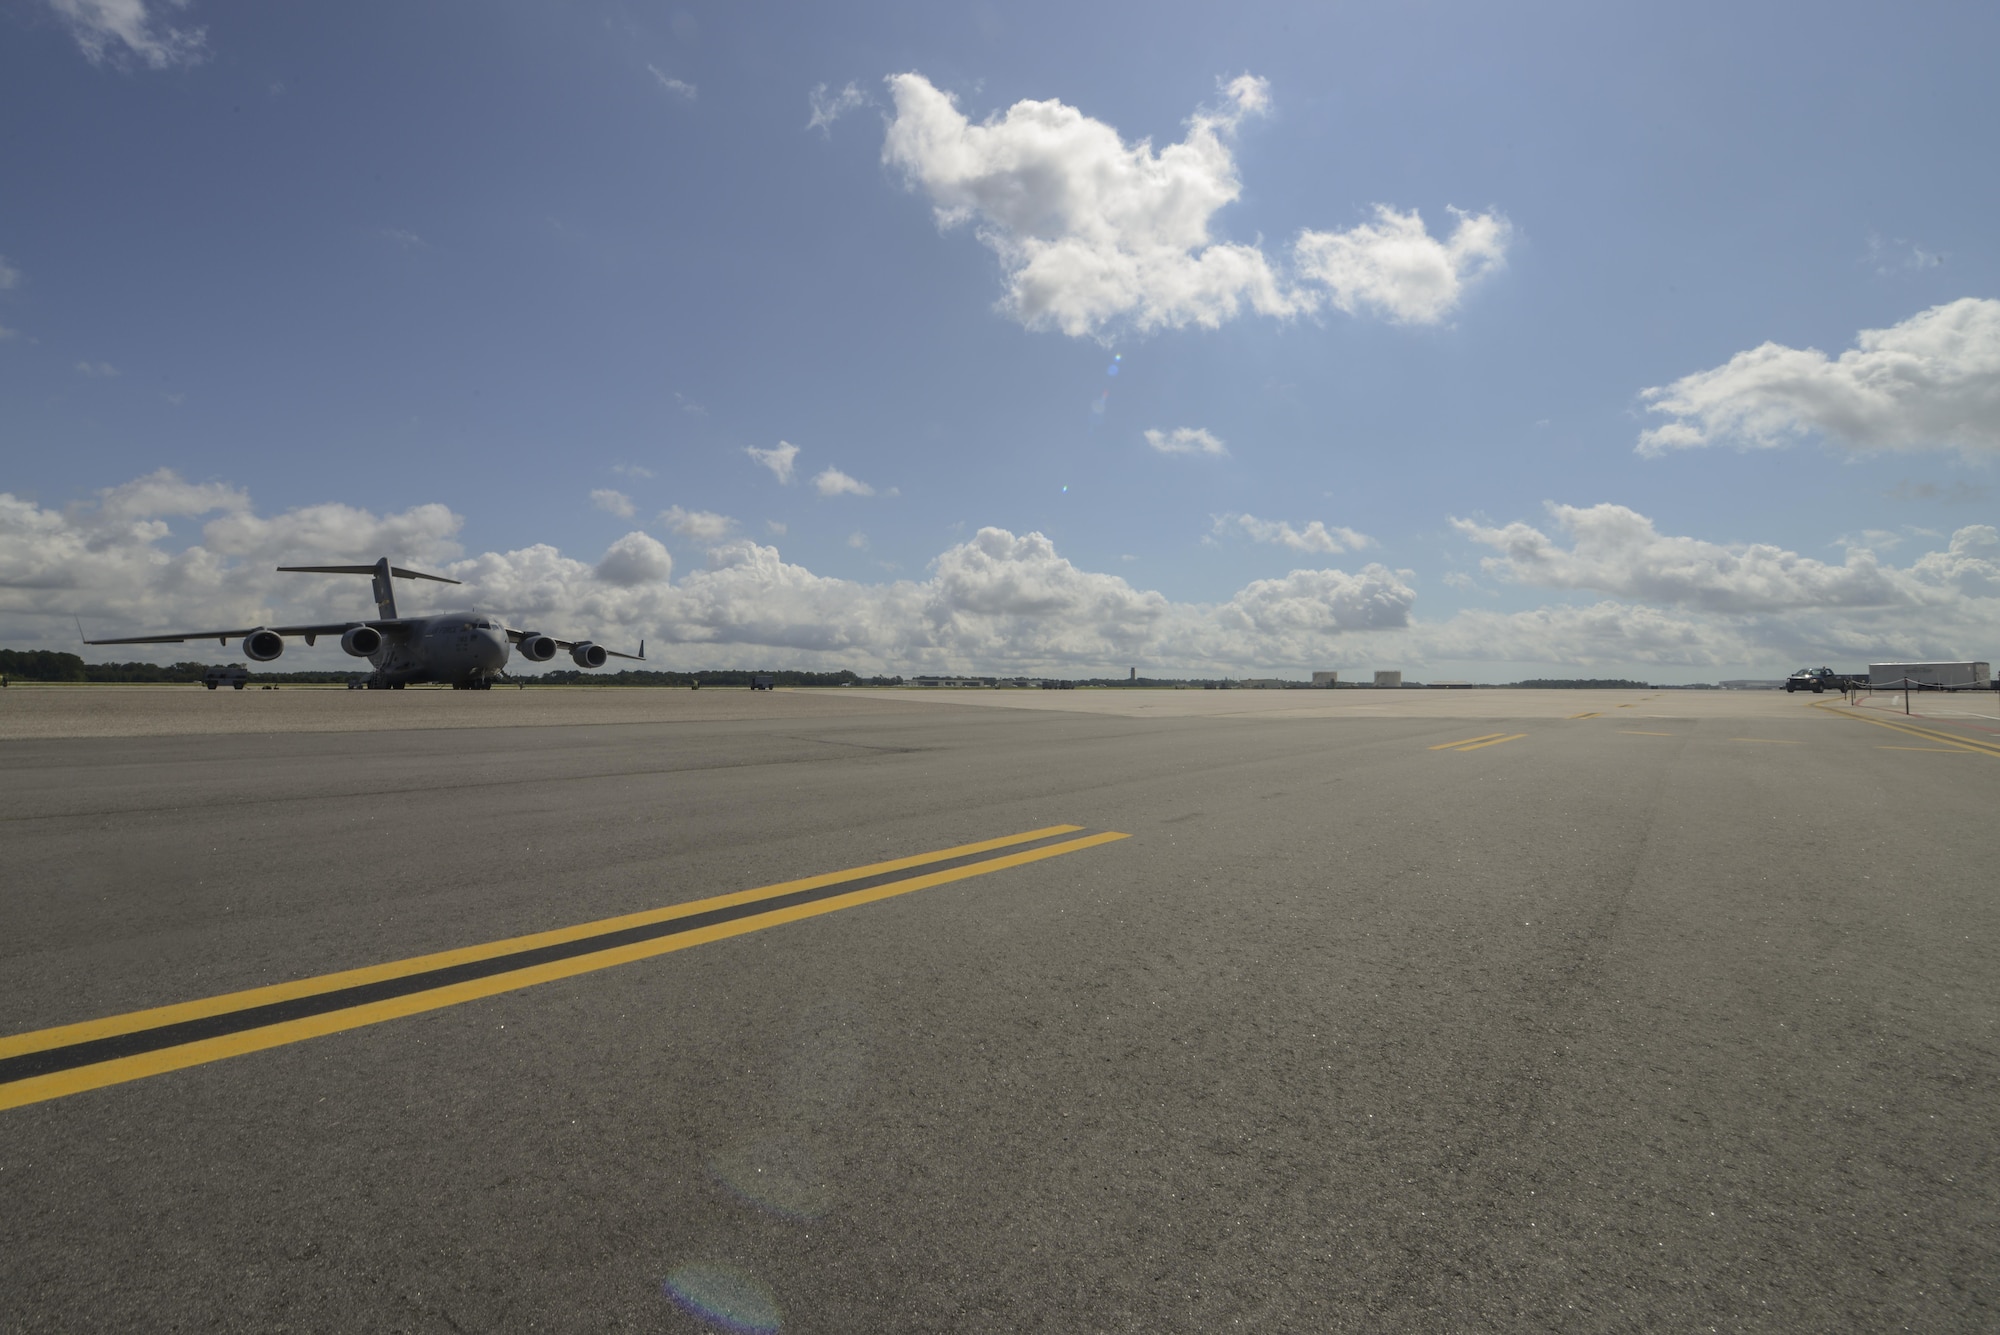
left=83, top=557, right=643, bottom=690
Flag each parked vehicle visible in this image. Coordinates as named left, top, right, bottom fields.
left=202, top=664, right=251, bottom=690
left=1785, top=667, right=1855, bottom=693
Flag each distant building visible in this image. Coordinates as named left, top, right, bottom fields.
left=1312, top=671, right=1339, bottom=687
left=909, top=676, right=985, bottom=688
left=1373, top=670, right=1402, bottom=688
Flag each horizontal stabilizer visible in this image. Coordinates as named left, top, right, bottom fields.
left=278, top=564, right=460, bottom=585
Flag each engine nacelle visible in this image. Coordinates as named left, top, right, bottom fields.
left=241, top=628, right=285, bottom=662
left=340, top=625, right=383, bottom=658
left=517, top=633, right=558, bottom=663
left=570, top=641, right=608, bottom=669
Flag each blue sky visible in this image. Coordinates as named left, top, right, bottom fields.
left=3, top=1, right=1996, bottom=679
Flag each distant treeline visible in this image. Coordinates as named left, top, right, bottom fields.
left=0, top=651, right=905, bottom=687
left=1512, top=678, right=1652, bottom=689
left=532, top=668, right=903, bottom=687
left=0, top=651, right=358, bottom=684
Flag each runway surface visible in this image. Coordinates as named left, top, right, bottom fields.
left=2, top=688, right=1995, bottom=1331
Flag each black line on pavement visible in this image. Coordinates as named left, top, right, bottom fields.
left=0, top=831, right=1087, bottom=1086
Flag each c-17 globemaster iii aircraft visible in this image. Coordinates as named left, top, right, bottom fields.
left=84, top=557, right=643, bottom=690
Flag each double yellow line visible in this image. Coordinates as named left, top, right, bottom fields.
left=1815, top=701, right=2000, bottom=758
left=0, top=824, right=1126, bottom=1112
left=1429, top=732, right=1526, bottom=753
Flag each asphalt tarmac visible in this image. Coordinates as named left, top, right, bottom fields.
left=2, top=688, right=1995, bottom=1332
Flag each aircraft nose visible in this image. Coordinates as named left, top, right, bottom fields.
left=478, top=630, right=508, bottom=670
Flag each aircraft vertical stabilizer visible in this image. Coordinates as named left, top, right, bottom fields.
left=273, top=559, right=462, bottom=620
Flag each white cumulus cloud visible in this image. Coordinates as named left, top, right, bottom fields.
left=590, top=489, right=636, bottom=518
left=880, top=72, right=1508, bottom=337
left=48, top=0, right=207, bottom=69
left=746, top=441, right=799, bottom=484
left=1293, top=206, right=1511, bottom=325
left=1638, top=298, right=2000, bottom=458
left=0, top=255, right=19, bottom=289
left=1454, top=503, right=1918, bottom=613
left=1144, top=427, right=1228, bottom=457
left=882, top=71, right=1304, bottom=337
left=660, top=506, right=735, bottom=541
left=1213, top=513, right=1372, bottom=554
left=814, top=467, right=875, bottom=498
left=593, top=532, right=673, bottom=587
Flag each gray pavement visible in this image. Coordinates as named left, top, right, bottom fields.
left=1, top=689, right=1995, bottom=1332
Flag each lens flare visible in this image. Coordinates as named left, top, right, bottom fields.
left=662, top=1262, right=782, bottom=1334
left=1106, top=353, right=1121, bottom=376
left=708, top=1134, right=832, bottom=1221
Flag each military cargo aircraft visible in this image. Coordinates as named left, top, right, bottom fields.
left=84, top=557, right=642, bottom=690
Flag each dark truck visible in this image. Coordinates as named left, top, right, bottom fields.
left=1784, top=666, right=1857, bottom=694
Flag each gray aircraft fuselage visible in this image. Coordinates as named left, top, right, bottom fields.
left=368, top=612, right=513, bottom=687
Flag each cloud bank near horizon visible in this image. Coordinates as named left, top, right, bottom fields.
left=5, top=472, right=1995, bottom=678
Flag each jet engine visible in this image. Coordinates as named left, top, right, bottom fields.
left=340, top=625, right=383, bottom=657
left=516, top=633, right=558, bottom=663
left=242, top=628, right=285, bottom=662
left=570, top=641, right=608, bottom=669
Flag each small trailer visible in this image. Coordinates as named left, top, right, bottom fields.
left=1868, top=661, right=1993, bottom=691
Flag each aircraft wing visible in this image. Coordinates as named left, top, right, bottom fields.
left=506, top=629, right=646, bottom=661
left=84, top=620, right=406, bottom=647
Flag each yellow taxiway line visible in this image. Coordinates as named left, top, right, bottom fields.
left=1813, top=700, right=2000, bottom=758
left=0, top=824, right=1127, bottom=1111
left=1429, top=732, right=1526, bottom=753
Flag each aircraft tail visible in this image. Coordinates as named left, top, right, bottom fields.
left=277, top=558, right=460, bottom=619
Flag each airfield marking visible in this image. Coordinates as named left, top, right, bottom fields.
left=1569, top=712, right=1601, bottom=719
left=1812, top=701, right=2000, bottom=758
left=0, top=824, right=1128, bottom=1112
left=1730, top=737, right=1801, bottom=744
left=1427, top=732, right=1526, bottom=753
left=1877, top=746, right=1974, bottom=753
